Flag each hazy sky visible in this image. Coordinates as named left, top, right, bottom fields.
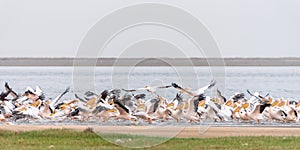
left=0, top=0, right=299, bottom=57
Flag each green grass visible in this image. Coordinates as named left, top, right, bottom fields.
left=0, top=129, right=299, bottom=150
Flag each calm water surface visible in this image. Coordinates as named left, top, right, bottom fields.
left=0, top=67, right=299, bottom=101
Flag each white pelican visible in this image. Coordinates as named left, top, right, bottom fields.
left=171, top=80, right=215, bottom=97
left=23, top=86, right=45, bottom=102
left=181, top=95, right=203, bottom=123
left=49, top=87, right=70, bottom=110
left=122, top=85, right=172, bottom=98
left=113, top=100, right=137, bottom=122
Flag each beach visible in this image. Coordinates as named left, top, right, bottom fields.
left=1, top=125, right=300, bottom=138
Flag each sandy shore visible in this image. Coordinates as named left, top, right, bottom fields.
left=1, top=125, right=300, bottom=138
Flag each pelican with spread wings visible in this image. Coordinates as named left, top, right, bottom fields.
left=171, top=80, right=216, bottom=97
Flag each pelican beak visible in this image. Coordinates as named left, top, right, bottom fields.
left=234, top=107, right=241, bottom=113
left=272, top=101, right=279, bottom=107
left=15, top=103, right=20, bottom=107
left=184, top=101, right=189, bottom=109
left=242, top=103, right=249, bottom=109
left=30, top=101, right=41, bottom=107
left=20, top=107, right=27, bottom=111
left=167, top=102, right=174, bottom=108
left=233, top=103, right=237, bottom=109
left=50, top=110, right=56, bottom=116
left=267, top=99, right=273, bottom=104
left=277, top=101, right=285, bottom=107
left=106, top=109, right=117, bottom=113
left=60, top=105, right=67, bottom=110
left=138, top=104, right=145, bottom=109
left=67, top=100, right=77, bottom=105
left=225, top=100, right=233, bottom=106
left=108, top=100, right=114, bottom=105
left=198, top=100, right=206, bottom=107
left=46, top=100, right=51, bottom=105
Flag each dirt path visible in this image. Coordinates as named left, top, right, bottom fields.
left=1, top=125, right=300, bottom=138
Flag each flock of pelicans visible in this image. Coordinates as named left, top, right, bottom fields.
left=0, top=81, right=300, bottom=125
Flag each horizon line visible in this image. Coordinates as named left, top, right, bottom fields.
left=0, top=57, right=300, bottom=66
left=1, top=57, right=300, bottom=59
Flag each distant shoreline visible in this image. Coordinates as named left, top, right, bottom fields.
left=1, top=57, right=300, bottom=66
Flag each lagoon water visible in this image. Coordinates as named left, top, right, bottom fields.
left=0, top=66, right=300, bottom=101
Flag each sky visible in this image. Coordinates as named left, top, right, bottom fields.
left=0, top=0, right=299, bottom=58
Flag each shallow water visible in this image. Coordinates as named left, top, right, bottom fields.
left=0, top=66, right=299, bottom=101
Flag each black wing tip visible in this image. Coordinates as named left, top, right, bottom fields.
left=4, top=82, right=12, bottom=90
left=166, top=85, right=172, bottom=88
left=265, top=93, right=270, bottom=97
left=209, top=80, right=216, bottom=87
left=39, top=94, right=46, bottom=100
left=171, top=83, right=182, bottom=89
left=66, top=86, right=71, bottom=91
left=134, top=94, right=146, bottom=100
left=217, top=89, right=221, bottom=93
left=84, top=91, right=97, bottom=97
left=122, top=88, right=135, bottom=92
left=158, top=85, right=172, bottom=88
left=63, top=87, right=70, bottom=94
left=247, top=89, right=252, bottom=95
left=114, top=100, right=129, bottom=113
left=75, top=94, right=80, bottom=99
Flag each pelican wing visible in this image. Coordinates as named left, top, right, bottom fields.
left=35, top=86, right=43, bottom=96
left=134, top=94, right=146, bottom=100
left=156, top=85, right=172, bottom=89
left=122, top=85, right=170, bottom=93
left=75, top=94, right=87, bottom=103
left=122, top=89, right=136, bottom=92
left=100, top=90, right=109, bottom=100
left=76, top=100, right=90, bottom=112
left=34, top=86, right=46, bottom=100
left=26, top=86, right=35, bottom=93
left=92, top=105, right=110, bottom=114
left=264, top=93, right=270, bottom=98
left=84, top=91, right=98, bottom=97
left=122, top=88, right=147, bottom=92
left=50, top=87, right=70, bottom=109
left=5, top=82, right=19, bottom=101
left=171, top=83, right=195, bottom=96
left=109, top=89, right=121, bottom=96
left=0, top=91, right=10, bottom=101
left=194, top=80, right=216, bottom=95
left=247, top=89, right=261, bottom=100
left=217, top=89, right=226, bottom=104
left=114, top=100, right=130, bottom=114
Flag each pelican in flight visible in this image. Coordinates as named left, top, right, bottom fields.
left=171, top=80, right=216, bottom=97
left=122, top=85, right=172, bottom=96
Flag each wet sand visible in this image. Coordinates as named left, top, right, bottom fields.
left=1, top=125, right=300, bottom=138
